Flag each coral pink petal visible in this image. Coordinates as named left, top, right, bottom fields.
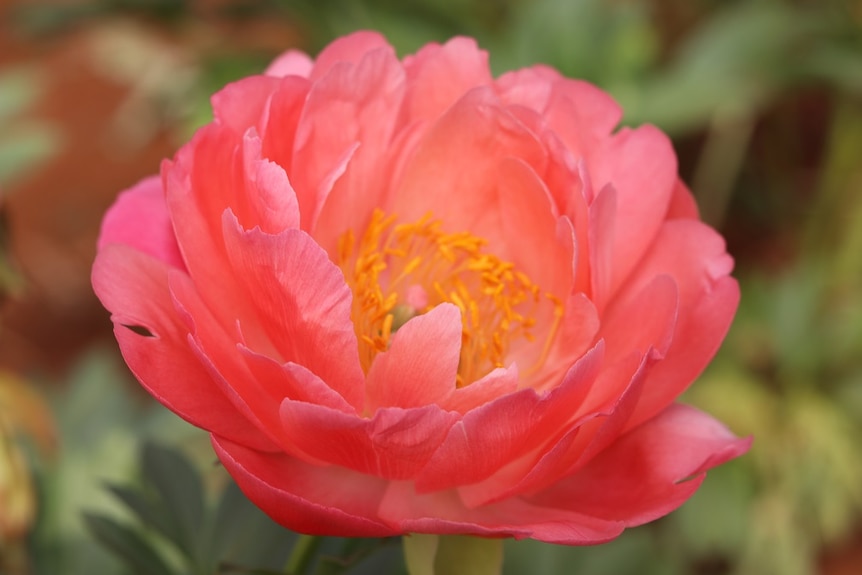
left=239, top=349, right=356, bottom=413
left=492, top=158, right=572, bottom=297
left=238, top=131, right=301, bottom=233
left=666, top=179, right=700, bottom=220
left=167, top=272, right=290, bottom=449
left=415, top=343, right=604, bottom=492
left=392, top=88, right=548, bottom=262
left=92, top=246, right=274, bottom=451
left=379, top=483, right=625, bottom=544
left=599, top=274, right=679, bottom=367
left=265, top=49, right=314, bottom=78
left=278, top=401, right=458, bottom=480
left=527, top=404, right=752, bottom=526
left=211, top=75, right=282, bottom=136
left=497, top=69, right=622, bottom=159
left=308, top=31, right=391, bottom=82
left=310, top=51, right=407, bottom=251
left=221, top=213, right=365, bottom=410
left=588, top=184, right=617, bottom=310
left=97, top=175, right=184, bottom=270
left=259, top=75, right=311, bottom=177
left=617, top=220, right=739, bottom=428
left=365, top=303, right=462, bottom=411
left=163, top=131, right=270, bottom=346
left=213, top=436, right=398, bottom=537
left=291, top=43, right=404, bottom=237
left=478, top=349, right=656, bottom=506
left=588, top=125, right=677, bottom=298
left=530, top=292, right=599, bottom=392
left=401, top=36, right=493, bottom=124
left=442, top=365, right=520, bottom=414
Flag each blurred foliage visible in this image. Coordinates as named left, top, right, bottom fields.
left=0, top=68, right=59, bottom=190
left=85, top=442, right=404, bottom=575
left=1, top=0, right=862, bottom=574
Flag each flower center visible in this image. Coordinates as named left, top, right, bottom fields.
left=337, top=210, right=561, bottom=387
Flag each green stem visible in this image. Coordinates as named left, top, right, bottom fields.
left=284, top=534, right=320, bottom=575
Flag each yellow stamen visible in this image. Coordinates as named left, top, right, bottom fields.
left=337, top=210, right=563, bottom=386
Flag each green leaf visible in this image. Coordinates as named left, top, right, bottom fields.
left=83, top=513, right=177, bottom=575
left=206, top=479, right=295, bottom=572
left=106, top=482, right=183, bottom=545
left=142, top=443, right=206, bottom=565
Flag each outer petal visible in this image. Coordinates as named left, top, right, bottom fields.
left=211, top=75, right=282, bottom=137
left=527, top=404, right=752, bottom=526
left=221, top=214, right=366, bottom=410
left=618, top=220, right=739, bottom=429
left=588, top=126, right=677, bottom=298
left=666, top=179, right=700, bottom=220
left=379, top=483, right=625, bottom=544
left=213, top=435, right=398, bottom=537
left=400, top=36, right=493, bottom=124
left=278, top=401, right=458, bottom=480
left=265, top=50, right=314, bottom=78
left=97, top=175, right=184, bottom=270
left=415, top=343, right=604, bottom=492
left=496, top=67, right=622, bottom=158
left=307, top=31, right=391, bottom=82
left=291, top=42, right=405, bottom=238
left=92, top=246, right=273, bottom=450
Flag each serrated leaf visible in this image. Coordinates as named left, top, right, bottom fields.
left=142, top=443, right=206, bottom=565
left=83, top=513, right=177, bottom=575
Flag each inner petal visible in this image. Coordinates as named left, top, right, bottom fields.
left=337, top=210, right=563, bottom=387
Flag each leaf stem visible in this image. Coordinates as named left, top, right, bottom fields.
left=285, top=534, right=320, bottom=575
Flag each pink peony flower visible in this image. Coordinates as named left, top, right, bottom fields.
left=93, top=32, right=750, bottom=544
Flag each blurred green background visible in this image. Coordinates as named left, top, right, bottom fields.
left=1, top=0, right=861, bottom=574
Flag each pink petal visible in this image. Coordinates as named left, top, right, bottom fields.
left=598, top=274, right=679, bottom=368
left=365, top=303, right=462, bottom=411
left=163, top=128, right=270, bottom=343
left=308, top=31, right=391, bottom=82
left=527, top=404, right=751, bottom=526
left=401, top=36, right=493, bottom=124
left=666, top=179, right=700, bottom=220
left=265, top=49, right=314, bottom=78
left=497, top=68, right=622, bottom=159
left=238, top=130, right=301, bottom=233
left=527, top=292, right=599, bottom=392
left=239, top=349, right=356, bottom=413
left=211, top=75, right=282, bottom=136
left=259, top=75, right=311, bottom=177
left=441, top=365, right=520, bottom=414
left=392, top=88, right=550, bottom=267
left=97, top=175, right=184, bottom=270
left=379, top=482, right=625, bottom=544
left=291, top=42, right=405, bottom=238
left=167, top=271, right=358, bottom=456
left=616, top=220, right=739, bottom=429
left=588, top=183, right=617, bottom=310
left=92, top=246, right=273, bottom=450
left=587, top=125, right=678, bottom=299
left=472, top=348, right=655, bottom=506
left=415, top=343, right=604, bottom=492
left=213, top=435, right=397, bottom=537
left=278, top=401, right=458, bottom=480
left=221, top=213, right=366, bottom=410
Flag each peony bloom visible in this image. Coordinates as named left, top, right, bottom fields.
left=93, top=32, right=750, bottom=544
